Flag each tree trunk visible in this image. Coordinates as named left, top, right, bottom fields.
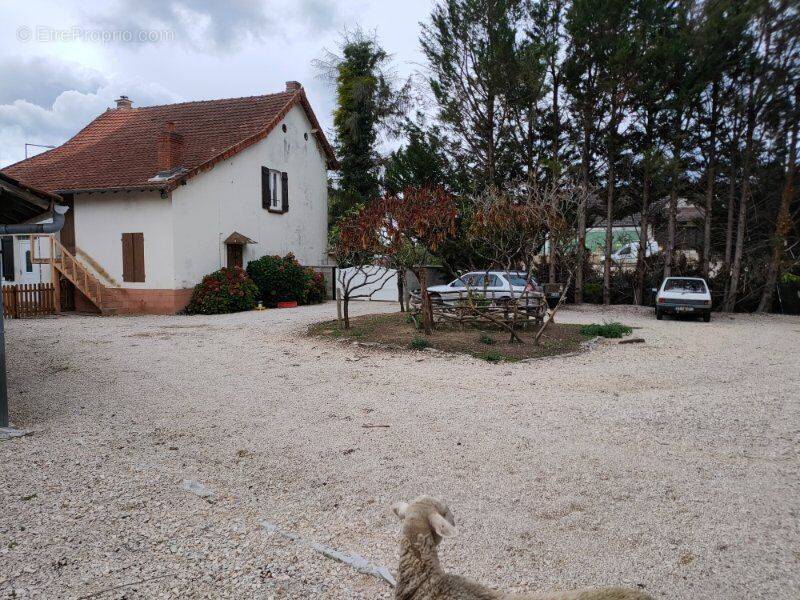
left=549, top=60, right=560, bottom=286
left=664, top=119, right=681, bottom=278
left=398, top=269, right=405, bottom=312
left=702, top=79, right=720, bottom=278
left=574, top=122, right=590, bottom=304
left=486, top=91, right=496, bottom=186
left=603, top=159, right=614, bottom=306
left=635, top=113, right=654, bottom=306
left=343, top=295, right=350, bottom=329
left=635, top=173, right=651, bottom=305
left=417, top=268, right=433, bottom=335
left=757, top=116, right=797, bottom=312
left=724, top=172, right=736, bottom=270
left=725, top=80, right=757, bottom=312
left=725, top=173, right=750, bottom=312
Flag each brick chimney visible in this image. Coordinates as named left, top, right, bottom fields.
left=285, top=81, right=302, bottom=92
left=115, top=95, right=133, bottom=109
left=157, top=121, right=184, bottom=172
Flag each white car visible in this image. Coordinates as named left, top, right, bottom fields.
left=608, top=240, right=660, bottom=264
left=654, top=277, right=712, bottom=322
left=426, top=271, right=539, bottom=304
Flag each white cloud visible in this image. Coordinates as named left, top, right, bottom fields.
left=0, top=56, right=106, bottom=107
left=0, top=68, right=180, bottom=167
left=0, top=0, right=435, bottom=167
left=296, top=0, right=342, bottom=33
left=87, top=0, right=276, bottom=52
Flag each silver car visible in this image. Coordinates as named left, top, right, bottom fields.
left=426, top=271, right=539, bottom=304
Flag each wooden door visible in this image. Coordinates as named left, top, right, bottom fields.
left=60, top=194, right=75, bottom=253
left=226, top=244, right=243, bottom=268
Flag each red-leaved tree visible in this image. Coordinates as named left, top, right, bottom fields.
left=340, top=187, right=457, bottom=334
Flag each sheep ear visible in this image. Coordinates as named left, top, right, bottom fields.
left=392, top=502, right=410, bottom=520
left=429, top=512, right=458, bottom=538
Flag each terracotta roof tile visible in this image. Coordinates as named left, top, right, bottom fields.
left=2, top=89, right=336, bottom=194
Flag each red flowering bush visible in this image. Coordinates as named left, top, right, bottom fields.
left=186, top=266, right=259, bottom=314
left=304, top=269, right=327, bottom=304
left=246, top=253, right=311, bottom=306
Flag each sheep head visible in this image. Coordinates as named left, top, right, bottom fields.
left=392, top=495, right=458, bottom=545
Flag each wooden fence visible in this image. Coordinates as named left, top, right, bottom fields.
left=2, top=283, right=57, bottom=318
left=408, top=290, right=547, bottom=329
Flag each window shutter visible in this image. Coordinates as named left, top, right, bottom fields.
left=261, top=166, right=271, bottom=209
left=122, top=233, right=145, bottom=282
left=1, top=237, right=14, bottom=281
left=132, top=233, right=145, bottom=282
left=281, top=172, right=289, bottom=212
left=121, top=233, right=134, bottom=282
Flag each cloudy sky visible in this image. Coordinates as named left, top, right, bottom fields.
left=0, top=0, right=433, bottom=167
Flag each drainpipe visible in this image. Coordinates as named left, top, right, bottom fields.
left=0, top=204, right=68, bottom=428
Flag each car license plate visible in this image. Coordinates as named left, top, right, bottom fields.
left=676, top=306, right=693, bottom=312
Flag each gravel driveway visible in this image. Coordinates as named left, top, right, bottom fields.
left=1, top=303, right=798, bottom=599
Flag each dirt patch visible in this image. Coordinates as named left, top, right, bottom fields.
left=308, top=311, right=590, bottom=361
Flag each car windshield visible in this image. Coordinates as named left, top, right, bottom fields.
left=664, top=278, right=707, bottom=293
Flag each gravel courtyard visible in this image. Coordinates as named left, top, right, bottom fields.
left=1, top=303, right=798, bottom=599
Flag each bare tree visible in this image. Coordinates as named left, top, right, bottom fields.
left=468, top=174, right=587, bottom=343
left=334, top=265, right=395, bottom=329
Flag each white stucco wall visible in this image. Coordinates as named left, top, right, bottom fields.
left=73, top=191, right=175, bottom=289
left=171, top=104, right=330, bottom=289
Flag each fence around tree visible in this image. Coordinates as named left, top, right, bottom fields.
left=408, top=290, right=547, bottom=330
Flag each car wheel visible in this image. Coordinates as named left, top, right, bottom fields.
left=428, top=293, right=443, bottom=305
left=656, top=308, right=663, bottom=320
left=703, top=311, right=711, bottom=322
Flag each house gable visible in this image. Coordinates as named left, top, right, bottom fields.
left=169, top=103, right=329, bottom=288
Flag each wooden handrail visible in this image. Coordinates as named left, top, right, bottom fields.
left=28, top=234, right=108, bottom=311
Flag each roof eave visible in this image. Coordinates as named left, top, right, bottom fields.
left=54, top=184, right=169, bottom=195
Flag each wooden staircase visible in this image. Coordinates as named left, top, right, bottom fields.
left=30, top=234, right=117, bottom=315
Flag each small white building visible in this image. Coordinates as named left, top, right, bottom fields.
left=1, top=82, right=336, bottom=314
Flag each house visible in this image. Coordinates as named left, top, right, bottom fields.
left=652, top=198, right=705, bottom=254
left=589, top=198, right=705, bottom=263
left=585, top=214, right=655, bottom=260
left=1, top=82, right=336, bottom=314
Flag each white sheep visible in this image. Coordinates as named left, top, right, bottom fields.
left=391, top=496, right=653, bottom=600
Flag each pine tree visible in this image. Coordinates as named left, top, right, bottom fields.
left=383, top=123, right=454, bottom=195
left=421, top=0, right=526, bottom=189
left=317, top=30, right=407, bottom=226
left=565, top=0, right=635, bottom=305
left=629, top=0, right=672, bottom=304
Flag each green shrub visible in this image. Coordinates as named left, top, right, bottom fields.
left=186, top=267, right=259, bottom=315
left=583, top=282, right=604, bottom=304
left=410, top=336, right=431, bottom=350
left=304, top=269, right=327, bottom=304
left=246, top=253, right=311, bottom=307
left=579, top=322, right=633, bottom=338
left=461, top=292, right=491, bottom=308
left=479, top=334, right=496, bottom=345
left=476, top=350, right=503, bottom=362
